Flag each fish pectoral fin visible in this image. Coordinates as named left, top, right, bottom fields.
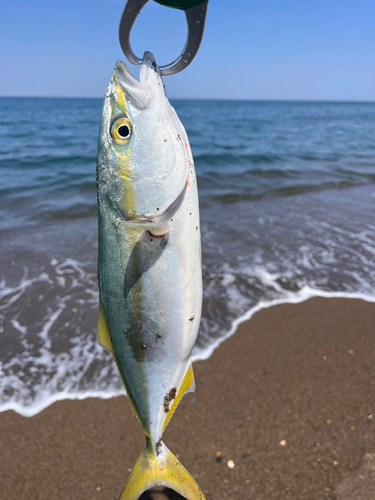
left=162, top=362, right=195, bottom=432
left=97, top=298, right=114, bottom=356
left=119, top=438, right=205, bottom=500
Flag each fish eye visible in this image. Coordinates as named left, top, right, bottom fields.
left=118, top=125, right=129, bottom=137
left=111, top=118, right=132, bottom=144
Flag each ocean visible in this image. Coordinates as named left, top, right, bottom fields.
left=1, top=97, right=375, bottom=416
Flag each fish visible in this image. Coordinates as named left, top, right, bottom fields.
left=96, top=51, right=204, bottom=500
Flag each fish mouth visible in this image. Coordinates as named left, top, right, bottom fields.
left=114, top=57, right=153, bottom=110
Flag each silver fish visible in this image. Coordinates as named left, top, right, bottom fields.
left=96, top=52, right=204, bottom=499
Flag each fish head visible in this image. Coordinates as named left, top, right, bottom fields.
left=97, top=52, right=189, bottom=220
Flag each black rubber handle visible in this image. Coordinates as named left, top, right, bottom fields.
left=153, top=0, right=206, bottom=11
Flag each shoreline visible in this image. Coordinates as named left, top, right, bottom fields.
left=2, top=290, right=375, bottom=418
left=1, top=296, right=375, bottom=499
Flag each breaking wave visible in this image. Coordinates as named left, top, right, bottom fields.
left=1, top=183, right=375, bottom=416
left=1, top=98, right=375, bottom=416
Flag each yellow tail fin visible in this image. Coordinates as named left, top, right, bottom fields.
left=119, top=438, right=205, bottom=500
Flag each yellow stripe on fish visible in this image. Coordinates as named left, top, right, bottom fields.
left=110, top=84, right=137, bottom=217
left=116, top=149, right=137, bottom=217
left=116, top=84, right=127, bottom=114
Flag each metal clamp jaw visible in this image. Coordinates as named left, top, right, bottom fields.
left=119, top=0, right=208, bottom=76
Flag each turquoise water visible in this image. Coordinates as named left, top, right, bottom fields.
left=1, top=98, right=375, bottom=415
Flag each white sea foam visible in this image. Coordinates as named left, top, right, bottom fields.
left=0, top=257, right=121, bottom=417
left=0, top=388, right=125, bottom=418
left=1, top=189, right=375, bottom=417
left=2, top=286, right=374, bottom=418
left=192, top=287, right=375, bottom=362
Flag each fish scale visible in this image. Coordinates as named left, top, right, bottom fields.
left=96, top=51, right=204, bottom=499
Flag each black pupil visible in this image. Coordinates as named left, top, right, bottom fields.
left=118, top=125, right=130, bottom=138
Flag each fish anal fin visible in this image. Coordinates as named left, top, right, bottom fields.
left=97, top=298, right=114, bottom=355
left=97, top=299, right=150, bottom=437
left=119, top=439, right=205, bottom=500
left=162, top=362, right=195, bottom=432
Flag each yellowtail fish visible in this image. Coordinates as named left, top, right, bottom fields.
left=96, top=52, right=204, bottom=499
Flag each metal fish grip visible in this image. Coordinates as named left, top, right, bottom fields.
left=119, top=0, right=208, bottom=75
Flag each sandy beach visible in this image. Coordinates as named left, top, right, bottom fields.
left=1, top=297, right=375, bottom=500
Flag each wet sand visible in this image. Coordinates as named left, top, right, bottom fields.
left=1, top=297, right=375, bottom=500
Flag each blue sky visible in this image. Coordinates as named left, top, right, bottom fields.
left=1, top=0, right=374, bottom=100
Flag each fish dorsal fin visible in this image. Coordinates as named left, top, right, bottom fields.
left=162, top=362, right=195, bottom=432
left=97, top=298, right=114, bottom=355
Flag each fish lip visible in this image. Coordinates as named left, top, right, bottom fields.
left=113, top=59, right=152, bottom=110
left=114, top=60, right=138, bottom=86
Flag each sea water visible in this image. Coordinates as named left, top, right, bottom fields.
left=1, top=98, right=375, bottom=416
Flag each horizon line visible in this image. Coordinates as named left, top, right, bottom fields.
left=1, top=96, right=375, bottom=104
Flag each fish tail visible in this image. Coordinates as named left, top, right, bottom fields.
left=118, top=437, right=206, bottom=500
